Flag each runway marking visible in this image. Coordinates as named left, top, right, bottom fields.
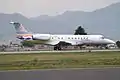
left=0, top=49, right=120, bottom=54
left=0, top=67, right=120, bottom=72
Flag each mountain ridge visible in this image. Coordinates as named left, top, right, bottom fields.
left=0, top=2, right=120, bottom=41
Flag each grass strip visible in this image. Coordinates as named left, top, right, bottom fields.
left=0, top=51, right=120, bottom=70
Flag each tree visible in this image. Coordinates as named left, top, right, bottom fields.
left=74, top=26, right=87, bottom=35
left=21, top=41, right=35, bottom=47
left=116, top=41, right=120, bottom=48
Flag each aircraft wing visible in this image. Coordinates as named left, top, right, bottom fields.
left=49, top=40, right=83, bottom=46
left=63, top=40, right=83, bottom=45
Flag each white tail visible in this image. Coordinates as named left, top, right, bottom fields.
left=10, top=22, right=28, bottom=34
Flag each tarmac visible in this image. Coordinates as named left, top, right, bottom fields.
left=0, top=68, right=120, bottom=80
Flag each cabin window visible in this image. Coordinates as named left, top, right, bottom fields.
left=101, top=37, right=105, bottom=39
left=68, top=37, right=70, bottom=39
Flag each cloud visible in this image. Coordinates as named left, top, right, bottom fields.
left=0, top=0, right=119, bottom=17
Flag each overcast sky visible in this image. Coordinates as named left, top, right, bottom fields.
left=0, top=0, right=120, bottom=17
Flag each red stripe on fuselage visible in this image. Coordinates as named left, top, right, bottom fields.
left=16, top=34, right=33, bottom=37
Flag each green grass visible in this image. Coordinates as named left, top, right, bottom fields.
left=0, top=51, right=120, bottom=70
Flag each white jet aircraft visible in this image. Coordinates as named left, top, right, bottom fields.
left=10, top=22, right=115, bottom=50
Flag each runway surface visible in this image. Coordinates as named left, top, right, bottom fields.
left=0, top=49, right=120, bottom=54
left=0, top=68, right=120, bottom=80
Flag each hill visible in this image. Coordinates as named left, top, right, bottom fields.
left=0, top=2, right=120, bottom=41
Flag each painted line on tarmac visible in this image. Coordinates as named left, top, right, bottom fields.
left=0, top=67, right=120, bottom=73
left=0, top=49, right=119, bottom=54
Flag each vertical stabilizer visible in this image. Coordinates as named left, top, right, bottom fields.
left=10, top=22, right=29, bottom=34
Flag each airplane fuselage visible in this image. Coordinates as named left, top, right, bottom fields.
left=17, top=33, right=115, bottom=46
left=10, top=22, right=115, bottom=50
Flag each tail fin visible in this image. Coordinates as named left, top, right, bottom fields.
left=10, top=22, right=29, bottom=34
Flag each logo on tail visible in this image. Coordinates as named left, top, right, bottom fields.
left=10, top=22, right=33, bottom=40
left=10, top=22, right=28, bottom=34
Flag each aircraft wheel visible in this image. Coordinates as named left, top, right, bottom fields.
left=58, top=46, right=62, bottom=50
left=54, top=46, right=57, bottom=50
left=105, top=46, right=109, bottom=49
left=54, top=46, right=62, bottom=50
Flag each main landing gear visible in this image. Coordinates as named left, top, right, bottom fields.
left=54, top=45, right=62, bottom=50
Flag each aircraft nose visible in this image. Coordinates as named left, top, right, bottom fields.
left=105, top=39, right=116, bottom=44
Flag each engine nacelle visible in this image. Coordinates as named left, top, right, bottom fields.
left=32, top=34, right=51, bottom=40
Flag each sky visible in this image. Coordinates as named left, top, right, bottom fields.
left=0, top=0, right=120, bottom=17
